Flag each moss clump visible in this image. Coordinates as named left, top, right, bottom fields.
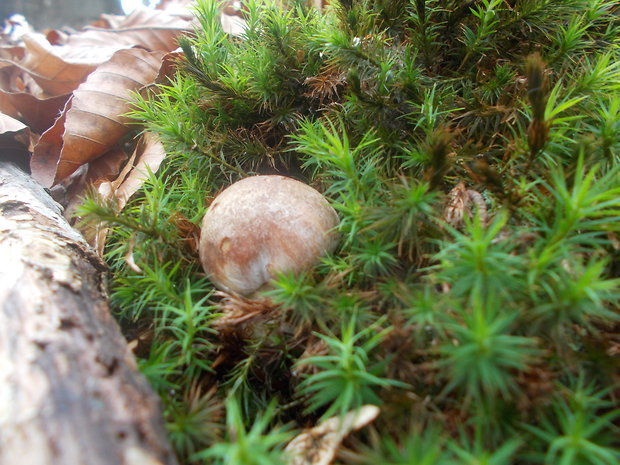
left=81, top=0, right=620, bottom=463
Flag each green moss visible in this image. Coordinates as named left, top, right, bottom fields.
left=80, top=0, right=620, bottom=463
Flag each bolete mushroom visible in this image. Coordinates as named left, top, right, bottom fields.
left=199, top=175, right=339, bottom=296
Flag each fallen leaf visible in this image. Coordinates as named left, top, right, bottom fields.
left=29, top=97, right=71, bottom=186
left=445, top=181, right=487, bottom=227
left=0, top=111, right=26, bottom=134
left=0, top=62, right=48, bottom=97
left=284, top=406, right=380, bottom=465
left=0, top=45, right=25, bottom=61
left=64, top=7, right=193, bottom=52
left=0, top=33, right=129, bottom=96
left=0, top=111, right=31, bottom=168
left=91, top=13, right=129, bottom=30
left=113, top=132, right=167, bottom=209
left=0, top=135, right=30, bottom=168
left=51, top=146, right=129, bottom=218
left=0, top=90, right=69, bottom=133
left=31, top=48, right=165, bottom=186
left=87, top=146, right=131, bottom=187
left=155, top=50, right=184, bottom=85
left=81, top=133, right=166, bottom=254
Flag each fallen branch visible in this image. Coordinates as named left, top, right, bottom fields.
left=0, top=161, right=177, bottom=465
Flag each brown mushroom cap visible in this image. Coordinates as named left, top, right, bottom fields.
left=199, top=175, right=339, bottom=296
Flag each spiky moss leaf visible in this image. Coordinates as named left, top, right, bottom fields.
left=81, top=0, right=620, bottom=462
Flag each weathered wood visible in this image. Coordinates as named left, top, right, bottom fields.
left=0, top=161, right=177, bottom=465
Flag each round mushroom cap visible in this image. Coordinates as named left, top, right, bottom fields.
left=199, top=175, right=339, bottom=296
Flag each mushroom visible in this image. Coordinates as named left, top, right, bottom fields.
left=199, top=175, right=339, bottom=296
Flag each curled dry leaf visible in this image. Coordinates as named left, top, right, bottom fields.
left=445, top=181, right=487, bottom=227
left=0, top=111, right=31, bottom=168
left=108, top=132, right=167, bottom=211
left=0, top=111, right=27, bottom=134
left=29, top=97, right=71, bottom=184
left=0, top=90, right=69, bottom=133
left=50, top=146, right=129, bottom=220
left=2, top=33, right=123, bottom=96
left=31, top=49, right=165, bottom=187
left=83, top=133, right=166, bottom=255
left=169, top=211, right=201, bottom=255
left=0, top=46, right=25, bottom=61
left=68, top=7, right=193, bottom=52
left=292, top=337, right=329, bottom=377
left=284, top=405, right=380, bottom=465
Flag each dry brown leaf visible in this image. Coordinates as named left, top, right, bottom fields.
left=0, top=111, right=26, bottom=134
left=284, top=406, right=380, bottom=465
left=157, top=0, right=197, bottom=18
left=0, top=90, right=69, bottom=133
left=114, top=132, right=167, bottom=209
left=87, top=146, right=131, bottom=187
left=445, top=181, right=487, bottom=227
left=155, top=50, right=184, bottom=85
left=124, top=235, right=143, bottom=273
left=81, top=133, right=166, bottom=254
left=221, top=13, right=247, bottom=36
left=29, top=97, right=71, bottom=185
left=30, top=48, right=165, bottom=187
left=91, top=13, right=129, bottom=30
left=66, top=7, right=193, bottom=51
left=0, top=45, right=25, bottom=61
left=51, top=146, right=129, bottom=217
left=0, top=135, right=30, bottom=166
left=0, top=111, right=31, bottom=167
left=0, top=33, right=127, bottom=96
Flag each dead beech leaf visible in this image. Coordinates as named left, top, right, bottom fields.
left=31, top=48, right=165, bottom=187
left=52, top=146, right=129, bottom=220
left=124, top=236, right=143, bottom=273
left=155, top=51, right=184, bottom=85
left=0, top=62, right=48, bottom=98
left=285, top=406, right=380, bottom=465
left=114, top=132, right=167, bottom=209
left=221, top=13, right=247, bottom=36
left=66, top=7, right=193, bottom=52
left=0, top=90, right=69, bottom=133
left=29, top=97, right=71, bottom=187
left=90, top=13, right=128, bottom=30
left=0, top=111, right=26, bottom=134
left=0, top=45, right=25, bottom=61
left=82, top=134, right=165, bottom=254
left=1, top=33, right=129, bottom=96
left=0, top=135, right=30, bottom=167
left=0, top=112, right=31, bottom=167
left=157, top=0, right=198, bottom=19
left=87, top=146, right=131, bottom=187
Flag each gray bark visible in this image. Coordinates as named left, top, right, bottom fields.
left=0, top=161, right=178, bottom=465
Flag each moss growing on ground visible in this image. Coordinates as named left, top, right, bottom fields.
left=80, top=1, right=620, bottom=463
